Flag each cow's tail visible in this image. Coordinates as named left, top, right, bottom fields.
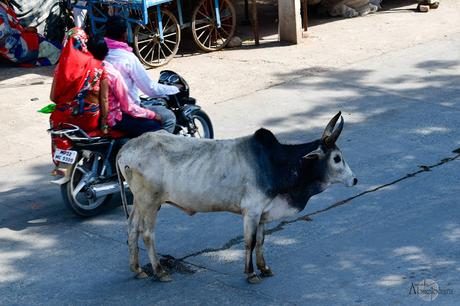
left=116, top=153, right=130, bottom=219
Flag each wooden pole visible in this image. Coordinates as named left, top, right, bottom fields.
left=244, top=0, right=249, bottom=23
left=251, top=0, right=259, bottom=45
left=302, top=0, right=308, bottom=31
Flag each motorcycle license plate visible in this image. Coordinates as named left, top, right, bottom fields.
left=53, top=149, right=77, bottom=164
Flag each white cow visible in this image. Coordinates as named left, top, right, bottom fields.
left=117, top=112, right=357, bottom=283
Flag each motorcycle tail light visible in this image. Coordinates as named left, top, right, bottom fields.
left=51, top=136, right=73, bottom=166
left=53, top=137, right=73, bottom=150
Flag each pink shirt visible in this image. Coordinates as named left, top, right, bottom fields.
left=103, top=61, right=157, bottom=127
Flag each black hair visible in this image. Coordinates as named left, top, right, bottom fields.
left=87, top=35, right=108, bottom=61
left=105, top=15, right=128, bottom=41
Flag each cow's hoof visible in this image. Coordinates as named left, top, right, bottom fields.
left=260, top=267, right=275, bottom=278
left=247, top=274, right=262, bottom=284
left=156, top=272, right=172, bottom=282
left=135, top=271, right=149, bottom=279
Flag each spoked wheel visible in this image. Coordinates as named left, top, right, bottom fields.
left=191, top=0, right=236, bottom=52
left=134, top=9, right=181, bottom=68
left=188, top=110, right=214, bottom=139
left=61, top=152, right=112, bottom=217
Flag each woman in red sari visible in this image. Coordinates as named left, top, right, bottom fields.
left=50, top=28, right=108, bottom=133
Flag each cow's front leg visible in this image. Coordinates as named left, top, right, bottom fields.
left=127, top=205, right=148, bottom=279
left=243, top=212, right=262, bottom=284
left=142, top=207, right=171, bottom=282
left=255, top=222, right=274, bottom=277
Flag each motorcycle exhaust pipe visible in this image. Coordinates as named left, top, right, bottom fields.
left=85, top=181, right=129, bottom=199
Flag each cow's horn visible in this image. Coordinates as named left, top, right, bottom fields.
left=325, top=116, right=344, bottom=147
left=322, top=111, right=342, bottom=140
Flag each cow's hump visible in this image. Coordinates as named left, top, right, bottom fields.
left=254, top=128, right=279, bottom=148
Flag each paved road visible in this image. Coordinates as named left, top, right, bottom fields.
left=1, top=33, right=460, bottom=306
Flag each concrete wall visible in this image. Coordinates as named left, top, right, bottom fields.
left=278, top=0, right=302, bottom=43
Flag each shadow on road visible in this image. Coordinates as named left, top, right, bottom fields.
left=235, top=57, right=460, bottom=303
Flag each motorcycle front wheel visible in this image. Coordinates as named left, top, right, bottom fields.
left=189, top=110, right=214, bottom=139
left=61, top=152, right=112, bottom=217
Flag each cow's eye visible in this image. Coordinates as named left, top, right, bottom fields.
left=334, top=155, right=341, bottom=163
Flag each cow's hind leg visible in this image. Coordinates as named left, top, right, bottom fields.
left=141, top=205, right=172, bottom=282
left=127, top=205, right=148, bottom=279
left=255, top=222, right=274, bottom=278
left=243, top=212, right=262, bottom=284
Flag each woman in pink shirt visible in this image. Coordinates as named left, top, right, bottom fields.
left=88, top=36, right=162, bottom=137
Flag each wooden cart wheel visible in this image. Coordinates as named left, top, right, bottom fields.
left=134, top=9, right=181, bottom=68
left=191, top=0, right=236, bottom=52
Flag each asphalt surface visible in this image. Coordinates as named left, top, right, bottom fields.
left=1, top=22, right=460, bottom=306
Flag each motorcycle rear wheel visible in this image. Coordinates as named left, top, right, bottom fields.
left=61, top=153, right=112, bottom=217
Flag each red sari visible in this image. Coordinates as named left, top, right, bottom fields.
left=50, top=28, right=105, bottom=131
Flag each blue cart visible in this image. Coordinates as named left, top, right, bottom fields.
left=76, top=0, right=236, bottom=67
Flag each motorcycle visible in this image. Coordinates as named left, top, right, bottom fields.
left=49, top=70, right=213, bottom=217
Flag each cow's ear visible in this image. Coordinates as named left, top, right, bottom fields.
left=254, top=128, right=279, bottom=148
left=302, top=148, right=325, bottom=160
